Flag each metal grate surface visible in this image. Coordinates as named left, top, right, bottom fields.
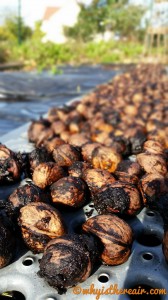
left=0, top=99, right=168, bottom=300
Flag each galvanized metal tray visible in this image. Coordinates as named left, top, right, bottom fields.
left=0, top=97, right=168, bottom=300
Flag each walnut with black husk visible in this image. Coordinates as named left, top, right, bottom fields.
left=115, top=160, right=142, bottom=185
left=43, top=137, right=65, bottom=153
left=28, top=119, right=52, bottom=144
left=123, top=126, right=146, bottom=154
left=32, top=162, right=65, bottom=189
left=28, top=147, right=52, bottom=174
left=6, top=181, right=48, bottom=220
left=0, top=218, right=15, bottom=268
left=38, top=233, right=99, bottom=293
left=0, top=144, right=21, bottom=183
left=68, top=161, right=91, bottom=178
left=91, top=146, right=121, bottom=173
left=139, top=173, right=168, bottom=207
left=18, top=202, right=66, bottom=253
left=53, top=144, right=81, bottom=167
left=68, top=133, right=90, bottom=148
left=81, top=142, right=100, bottom=163
left=94, top=181, right=142, bottom=216
left=136, top=140, right=167, bottom=175
left=51, top=176, right=87, bottom=208
left=82, top=214, right=133, bottom=265
left=83, top=168, right=115, bottom=195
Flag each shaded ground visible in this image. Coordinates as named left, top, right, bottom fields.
left=0, top=65, right=118, bottom=137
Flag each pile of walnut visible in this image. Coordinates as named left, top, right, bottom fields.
left=0, top=64, right=168, bottom=293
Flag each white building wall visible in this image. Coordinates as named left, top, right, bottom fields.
left=41, top=0, right=80, bottom=43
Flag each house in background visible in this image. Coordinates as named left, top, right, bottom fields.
left=41, top=0, right=80, bottom=44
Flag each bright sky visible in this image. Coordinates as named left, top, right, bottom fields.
left=0, top=0, right=47, bottom=27
left=1, top=0, right=164, bottom=29
left=0, top=0, right=92, bottom=27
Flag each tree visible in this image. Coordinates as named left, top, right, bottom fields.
left=107, top=4, right=145, bottom=40
left=64, top=0, right=145, bottom=42
left=64, top=1, right=108, bottom=41
left=0, top=15, right=32, bottom=42
left=31, top=21, right=45, bottom=42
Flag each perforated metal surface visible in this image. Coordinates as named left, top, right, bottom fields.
left=0, top=102, right=168, bottom=300
left=0, top=196, right=167, bottom=300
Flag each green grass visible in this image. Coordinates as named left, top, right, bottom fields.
left=0, top=39, right=146, bottom=70
left=0, top=42, right=10, bottom=63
